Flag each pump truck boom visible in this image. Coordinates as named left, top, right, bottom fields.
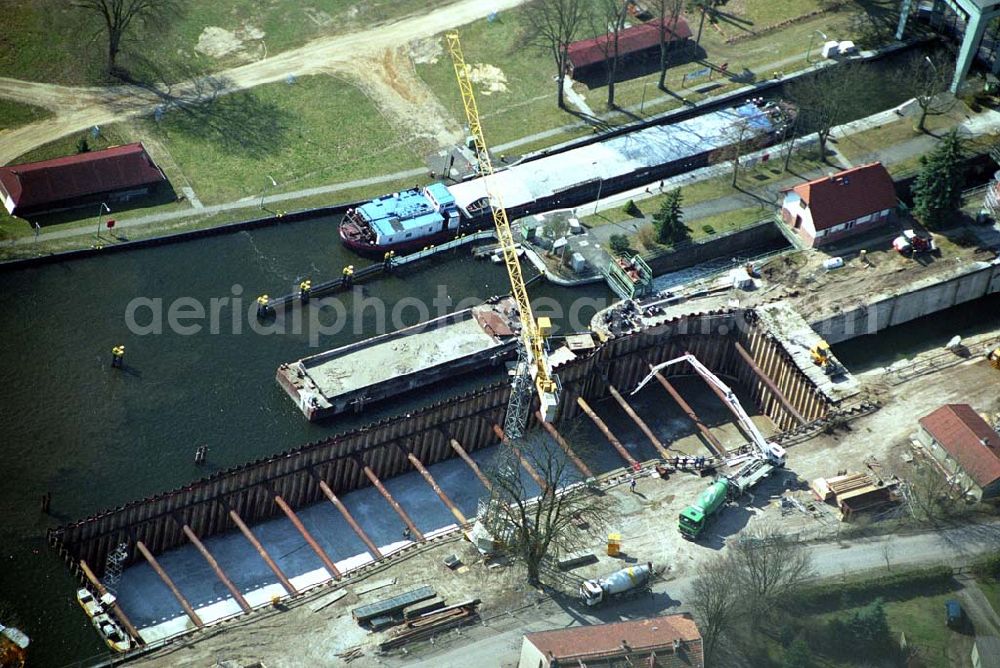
left=632, top=353, right=786, bottom=539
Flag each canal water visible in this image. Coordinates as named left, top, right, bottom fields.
left=832, top=291, right=1000, bottom=373
left=0, top=213, right=614, bottom=665
left=0, top=44, right=953, bottom=665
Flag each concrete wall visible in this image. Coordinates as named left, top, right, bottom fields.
left=644, top=219, right=787, bottom=276
left=811, top=258, right=1000, bottom=344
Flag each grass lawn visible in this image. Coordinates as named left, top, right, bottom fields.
left=0, top=175, right=421, bottom=260
left=0, top=99, right=53, bottom=131
left=0, top=0, right=455, bottom=85
left=787, top=593, right=971, bottom=668
left=136, top=74, right=423, bottom=204
left=977, top=576, right=1000, bottom=618
left=582, top=151, right=823, bottom=228
left=416, top=0, right=856, bottom=148
left=690, top=206, right=770, bottom=237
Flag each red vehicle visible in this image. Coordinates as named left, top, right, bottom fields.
left=892, top=229, right=935, bottom=256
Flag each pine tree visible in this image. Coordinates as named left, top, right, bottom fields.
left=912, top=129, right=966, bottom=229
left=653, top=188, right=688, bottom=245
left=782, top=637, right=813, bottom=668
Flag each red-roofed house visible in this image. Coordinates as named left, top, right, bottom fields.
left=518, top=613, right=703, bottom=668
left=0, top=143, right=167, bottom=217
left=566, top=17, right=692, bottom=78
left=917, top=404, right=1000, bottom=500
left=780, top=162, right=897, bottom=248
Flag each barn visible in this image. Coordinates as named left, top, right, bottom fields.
left=0, top=143, right=167, bottom=217
left=566, top=16, right=693, bottom=79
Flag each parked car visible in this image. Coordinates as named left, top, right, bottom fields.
left=945, top=599, right=964, bottom=628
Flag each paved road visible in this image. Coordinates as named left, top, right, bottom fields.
left=390, top=520, right=1000, bottom=668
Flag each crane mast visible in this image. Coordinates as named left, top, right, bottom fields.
left=445, top=31, right=559, bottom=437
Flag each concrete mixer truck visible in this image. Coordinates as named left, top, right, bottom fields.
left=580, top=562, right=653, bottom=606
left=632, top=353, right=787, bottom=541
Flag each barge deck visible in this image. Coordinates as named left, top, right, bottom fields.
left=277, top=298, right=518, bottom=420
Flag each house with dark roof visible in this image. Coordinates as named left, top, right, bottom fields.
left=779, top=162, right=897, bottom=248
left=0, top=143, right=167, bottom=217
left=916, top=404, right=1000, bottom=500
left=518, top=613, right=703, bottom=668
left=566, top=16, right=692, bottom=79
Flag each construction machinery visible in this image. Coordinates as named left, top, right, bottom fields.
left=445, top=31, right=559, bottom=433
left=446, top=31, right=560, bottom=553
left=810, top=340, right=844, bottom=376
left=580, top=562, right=653, bottom=606
left=632, top=354, right=786, bottom=539
left=892, top=229, right=935, bottom=256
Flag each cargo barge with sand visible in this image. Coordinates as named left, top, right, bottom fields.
left=277, top=297, right=519, bottom=420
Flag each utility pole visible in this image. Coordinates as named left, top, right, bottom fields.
left=783, top=116, right=798, bottom=172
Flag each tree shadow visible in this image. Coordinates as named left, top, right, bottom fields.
left=115, top=58, right=294, bottom=159
left=711, top=9, right=755, bottom=33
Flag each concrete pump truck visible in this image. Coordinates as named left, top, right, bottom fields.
left=633, top=353, right=786, bottom=540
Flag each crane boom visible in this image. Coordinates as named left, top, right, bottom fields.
left=445, top=32, right=558, bottom=422
left=632, top=353, right=786, bottom=466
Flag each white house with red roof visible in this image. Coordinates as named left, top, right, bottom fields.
left=518, top=613, right=703, bottom=668
left=780, top=162, right=897, bottom=248
left=916, top=404, right=1000, bottom=501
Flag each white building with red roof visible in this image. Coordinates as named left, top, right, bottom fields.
left=917, top=403, right=1000, bottom=501
left=518, top=613, right=703, bottom=668
left=779, top=162, right=897, bottom=248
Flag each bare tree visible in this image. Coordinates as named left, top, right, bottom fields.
left=787, top=62, right=876, bottom=161
left=75, top=0, right=181, bottom=76
left=521, top=0, right=590, bottom=109
left=901, top=52, right=955, bottom=132
left=590, top=0, right=631, bottom=108
left=729, top=524, right=813, bottom=623
left=686, top=0, right=728, bottom=48
left=654, top=0, right=686, bottom=90
left=484, top=433, right=605, bottom=585
left=903, top=459, right=978, bottom=523
left=689, top=555, right=742, bottom=663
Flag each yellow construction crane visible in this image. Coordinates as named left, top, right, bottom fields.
left=446, top=31, right=559, bottom=433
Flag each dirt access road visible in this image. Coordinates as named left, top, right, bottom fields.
left=0, top=0, right=527, bottom=165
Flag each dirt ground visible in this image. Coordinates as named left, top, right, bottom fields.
left=126, top=346, right=1000, bottom=667
left=341, top=47, right=462, bottom=153
left=0, top=0, right=529, bottom=165
left=758, top=225, right=999, bottom=322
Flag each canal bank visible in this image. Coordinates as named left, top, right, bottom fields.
left=0, top=213, right=610, bottom=666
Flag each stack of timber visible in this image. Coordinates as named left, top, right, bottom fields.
left=810, top=472, right=898, bottom=520
left=378, top=600, right=481, bottom=652
left=352, top=586, right=436, bottom=628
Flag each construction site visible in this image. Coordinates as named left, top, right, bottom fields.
left=6, top=1, right=1000, bottom=667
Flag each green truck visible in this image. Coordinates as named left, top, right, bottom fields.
left=679, top=458, right=776, bottom=539
left=679, top=479, right=730, bottom=539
